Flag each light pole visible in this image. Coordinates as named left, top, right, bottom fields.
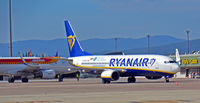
left=147, top=35, right=150, bottom=54
left=9, top=0, right=13, bottom=57
left=186, top=30, right=190, bottom=54
left=115, top=38, right=118, bottom=52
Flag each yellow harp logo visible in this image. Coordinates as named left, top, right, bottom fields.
left=67, top=35, right=75, bottom=51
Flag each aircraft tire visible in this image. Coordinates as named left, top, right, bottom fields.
left=165, top=78, right=169, bottom=83
left=128, top=77, right=136, bottom=83
left=107, top=81, right=111, bottom=84
left=22, top=78, right=29, bottom=83
left=102, top=79, right=111, bottom=84
left=8, top=78, right=15, bottom=83
left=102, top=79, right=106, bottom=84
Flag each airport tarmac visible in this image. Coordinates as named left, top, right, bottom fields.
left=0, top=78, right=200, bottom=103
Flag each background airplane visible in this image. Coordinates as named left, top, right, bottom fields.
left=0, top=56, right=77, bottom=83
left=64, top=20, right=180, bottom=84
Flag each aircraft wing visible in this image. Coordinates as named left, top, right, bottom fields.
left=19, top=55, right=110, bottom=76
left=18, top=55, right=79, bottom=74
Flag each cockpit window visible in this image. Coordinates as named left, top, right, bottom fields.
left=164, top=60, right=177, bottom=63
left=169, top=61, right=177, bottom=63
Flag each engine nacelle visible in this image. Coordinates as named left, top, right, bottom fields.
left=101, top=70, right=120, bottom=81
left=41, top=69, right=56, bottom=79
left=145, top=76, right=162, bottom=80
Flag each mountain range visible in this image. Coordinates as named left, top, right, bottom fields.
left=0, top=35, right=199, bottom=57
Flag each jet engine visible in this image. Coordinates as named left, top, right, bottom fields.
left=145, top=76, right=162, bottom=80
left=40, top=69, right=56, bottom=79
left=101, top=70, right=120, bottom=81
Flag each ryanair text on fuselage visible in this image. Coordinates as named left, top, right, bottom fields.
left=109, top=58, right=156, bottom=67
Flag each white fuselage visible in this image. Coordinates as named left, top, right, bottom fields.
left=69, top=55, right=180, bottom=75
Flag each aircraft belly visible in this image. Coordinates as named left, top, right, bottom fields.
left=121, top=69, right=172, bottom=77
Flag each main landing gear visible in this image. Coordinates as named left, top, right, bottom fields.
left=8, top=77, right=15, bottom=83
left=102, top=79, right=111, bottom=84
left=8, top=76, right=29, bottom=83
left=128, top=77, right=136, bottom=83
left=21, top=78, right=29, bottom=83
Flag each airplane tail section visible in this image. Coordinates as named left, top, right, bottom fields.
left=64, top=20, right=91, bottom=57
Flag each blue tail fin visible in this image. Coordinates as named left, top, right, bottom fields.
left=64, top=20, right=91, bottom=57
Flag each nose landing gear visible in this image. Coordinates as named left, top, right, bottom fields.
left=165, top=75, right=171, bottom=83
left=165, top=78, right=169, bottom=82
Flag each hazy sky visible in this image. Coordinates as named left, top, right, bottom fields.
left=0, top=0, right=200, bottom=43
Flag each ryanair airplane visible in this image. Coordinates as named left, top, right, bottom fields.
left=64, top=20, right=180, bottom=84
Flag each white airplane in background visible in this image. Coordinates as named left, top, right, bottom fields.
left=64, top=20, right=181, bottom=84
left=0, top=56, right=77, bottom=83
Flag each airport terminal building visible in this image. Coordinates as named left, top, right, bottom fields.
left=170, top=54, right=200, bottom=78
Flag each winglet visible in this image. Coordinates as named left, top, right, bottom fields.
left=19, top=54, right=28, bottom=65
left=176, top=49, right=181, bottom=64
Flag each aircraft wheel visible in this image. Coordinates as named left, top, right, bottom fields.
left=8, top=77, right=15, bottom=83
left=165, top=78, right=169, bottom=83
left=128, top=77, right=136, bottom=83
left=22, top=78, right=29, bottom=83
left=102, top=79, right=111, bottom=84
left=102, top=80, right=106, bottom=84
left=107, top=81, right=111, bottom=84
left=102, top=79, right=107, bottom=84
